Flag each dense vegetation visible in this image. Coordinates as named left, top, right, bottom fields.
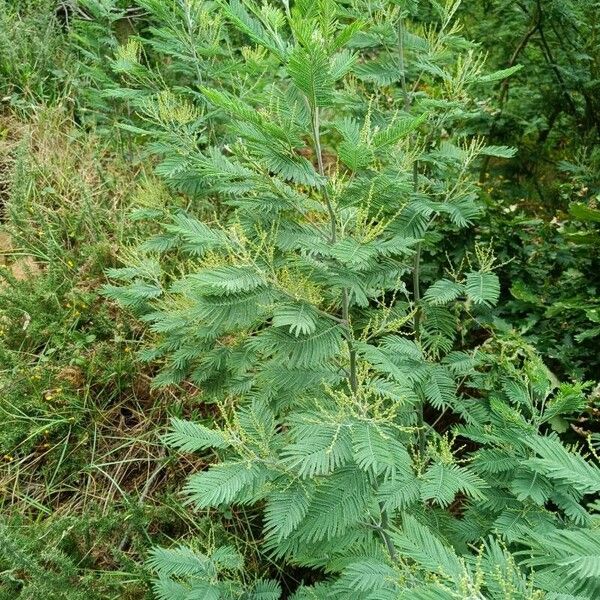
left=0, top=1, right=599, bottom=598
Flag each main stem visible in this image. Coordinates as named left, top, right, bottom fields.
left=412, top=163, right=426, bottom=455
left=311, top=103, right=393, bottom=559
left=312, top=107, right=337, bottom=245
left=379, top=501, right=398, bottom=562
left=311, top=106, right=358, bottom=395
left=400, top=19, right=426, bottom=455
left=414, top=249, right=425, bottom=455
left=398, top=17, right=410, bottom=112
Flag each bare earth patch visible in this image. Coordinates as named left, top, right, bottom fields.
left=0, top=231, right=42, bottom=280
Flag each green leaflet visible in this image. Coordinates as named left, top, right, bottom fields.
left=164, top=418, right=230, bottom=452
left=420, top=462, right=487, bottom=507
left=287, top=44, right=334, bottom=108
left=465, top=271, right=500, bottom=307
left=423, top=279, right=464, bottom=306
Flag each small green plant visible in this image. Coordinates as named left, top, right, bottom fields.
left=148, top=545, right=280, bottom=600
left=0, top=0, right=75, bottom=109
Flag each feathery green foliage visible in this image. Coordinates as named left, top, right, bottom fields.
left=103, top=1, right=600, bottom=598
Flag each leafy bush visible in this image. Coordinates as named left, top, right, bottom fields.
left=460, top=0, right=600, bottom=379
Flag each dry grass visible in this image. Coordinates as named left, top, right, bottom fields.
left=0, top=107, right=214, bottom=596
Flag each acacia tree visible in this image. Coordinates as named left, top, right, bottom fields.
left=106, top=1, right=600, bottom=598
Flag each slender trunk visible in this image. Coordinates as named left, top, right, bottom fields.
left=411, top=163, right=426, bottom=456
left=311, top=105, right=357, bottom=395
left=398, top=18, right=410, bottom=112
left=397, top=8, right=427, bottom=461
left=378, top=501, right=398, bottom=562
left=311, top=107, right=337, bottom=245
